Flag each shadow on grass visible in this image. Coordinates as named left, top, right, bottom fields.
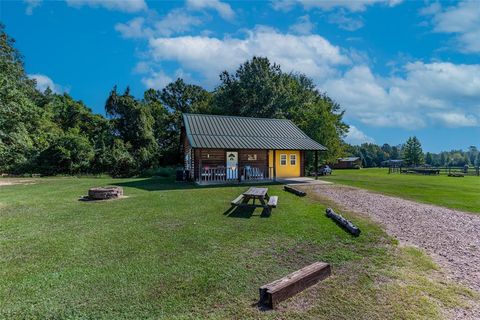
left=115, top=177, right=282, bottom=192
left=223, top=205, right=271, bottom=218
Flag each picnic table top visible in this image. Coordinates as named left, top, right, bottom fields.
left=243, top=187, right=268, bottom=197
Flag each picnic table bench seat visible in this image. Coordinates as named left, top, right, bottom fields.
left=267, top=196, right=278, bottom=208
left=231, top=194, right=245, bottom=205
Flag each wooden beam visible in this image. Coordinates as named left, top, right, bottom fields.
left=259, top=262, right=331, bottom=308
left=315, top=150, right=318, bottom=180
left=326, top=208, right=361, bottom=237
left=284, top=185, right=306, bottom=197
left=300, top=150, right=305, bottom=177
left=198, top=156, right=202, bottom=183
left=273, top=150, right=277, bottom=181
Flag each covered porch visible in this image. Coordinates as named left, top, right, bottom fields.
left=194, top=148, right=276, bottom=185
left=194, top=148, right=323, bottom=185
left=198, top=165, right=275, bottom=185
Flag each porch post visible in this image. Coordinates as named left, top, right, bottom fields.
left=199, top=155, right=202, bottom=183
left=236, top=149, right=241, bottom=183
left=315, top=150, right=318, bottom=180
left=273, top=150, right=277, bottom=181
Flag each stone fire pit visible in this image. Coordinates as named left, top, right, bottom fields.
left=86, top=186, right=124, bottom=200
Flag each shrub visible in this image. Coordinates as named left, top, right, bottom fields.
left=140, top=167, right=176, bottom=178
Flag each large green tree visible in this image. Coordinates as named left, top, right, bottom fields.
left=0, top=24, right=47, bottom=172
left=214, top=57, right=348, bottom=162
left=159, top=79, right=213, bottom=163
left=105, top=86, right=157, bottom=169
left=402, top=136, right=424, bottom=166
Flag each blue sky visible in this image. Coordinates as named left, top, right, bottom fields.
left=2, top=0, right=479, bottom=152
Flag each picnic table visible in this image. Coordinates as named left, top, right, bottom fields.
left=231, top=187, right=278, bottom=215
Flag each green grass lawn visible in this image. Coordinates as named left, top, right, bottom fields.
left=321, top=168, right=480, bottom=213
left=0, top=177, right=477, bottom=319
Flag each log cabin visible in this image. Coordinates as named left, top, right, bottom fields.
left=181, top=113, right=327, bottom=184
left=332, top=157, right=362, bottom=169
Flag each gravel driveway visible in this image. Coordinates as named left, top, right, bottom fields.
left=305, top=184, right=480, bottom=318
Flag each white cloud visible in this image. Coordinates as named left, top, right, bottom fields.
left=323, top=62, right=480, bottom=128
left=273, top=0, right=400, bottom=30
left=24, top=0, right=41, bottom=15
left=272, top=0, right=402, bottom=12
left=289, top=15, right=315, bottom=34
left=429, top=112, right=478, bottom=127
left=328, top=10, right=364, bottom=31
left=115, top=9, right=204, bottom=39
left=128, top=25, right=479, bottom=130
left=115, top=17, right=153, bottom=39
left=154, top=9, right=203, bottom=37
left=422, top=0, right=480, bottom=53
left=28, top=74, right=67, bottom=93
left=141, top=70, right=173, bottom=90
left=344, top=125, right=375, bottom=145
left=186, top=0, right=235, bottom=20
left=65, top=0, right=147, bottom=13
left=147, top=26, right=350, bottom=86
left=132, top=61, right=151, bottom=74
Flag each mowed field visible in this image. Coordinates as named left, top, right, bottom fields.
left=0, top=177, right=476, bottom=319
left=321, top=168, right=480, bottom=214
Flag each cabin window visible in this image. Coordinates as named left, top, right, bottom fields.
left=280, top=154, right=287, bottom=166
left=290, top=154, right=297, bottom=166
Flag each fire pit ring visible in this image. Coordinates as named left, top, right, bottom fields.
left=88, top=186, right=123, bottom=200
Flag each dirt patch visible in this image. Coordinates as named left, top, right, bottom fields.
left=0, top=179, right=35, bottom=187
left=305, top=184, right=480, bottom=319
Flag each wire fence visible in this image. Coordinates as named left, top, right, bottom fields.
left=389, top=166, right=480, bottom=176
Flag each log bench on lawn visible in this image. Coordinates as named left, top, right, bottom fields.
left=259, top=261, right=331, bottom=308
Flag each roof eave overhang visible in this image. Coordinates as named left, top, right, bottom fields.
left=182, top=113, right=197, bottom=148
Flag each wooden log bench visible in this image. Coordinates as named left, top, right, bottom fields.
left=326, top=208, right=361, bottom=236
left=259, top=262, right=331, bottom=308
left=448, top=173, right=464, bottom=177
left=284, top=185, right=306, bottom=197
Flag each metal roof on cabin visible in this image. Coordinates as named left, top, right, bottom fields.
left=183, top=113, right=327, bottom=151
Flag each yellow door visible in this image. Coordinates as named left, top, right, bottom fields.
left=269, top=150, right=301, bottom=178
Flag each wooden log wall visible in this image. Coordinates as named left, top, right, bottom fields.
left=239, top=149, right=268, bottom=169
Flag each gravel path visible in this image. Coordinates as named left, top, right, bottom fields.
left=306, top=184, right=480, bottom=318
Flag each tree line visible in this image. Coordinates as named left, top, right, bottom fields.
left=0, top=25, right=348, bottom=177
left=345, top=137, right=479, bottom=168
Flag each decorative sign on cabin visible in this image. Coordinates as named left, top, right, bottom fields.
left=226, top=152, right=238, bottom=179
left=247, top=154, right=257, bottom=161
